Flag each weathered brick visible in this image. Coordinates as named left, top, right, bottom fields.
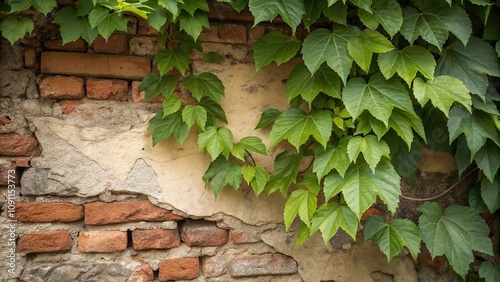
left=202, top=256, right=227, bottom=278
left=20, top=34, right=41, bottom=47
left=86, top=79, right=128, bottom=101
left=0, top=163, right=17, bottom=186
left=59, top=100, right=83, bottom=115
left=15, top=157, right=31, bottom=167
left=18, top=231, right=72, bottom=253
left=138, top=18, right=158, bottom=36
left=0, top=134, right=40, bottom=157
left=129, top=37, right=162, bottom=56
left=84, top=201, right=183, bottom=225
left=78, top=230, right=127, bottom=253
left=249, top=25, right=266, bottom=45
left=126, top=16, right=138, bottom=35
left=128, top=264, right=153, bottom=282
left=180, top=220, right=228, bottom=247
left=132, top=229, right=180, bottom=250
left=92, top=33, right=129, bottom=54
left=41, top=52, right=151, bottom=80
left=131, top=81, right=163, bottom=103
left=200, top=24, right=247, bottom=44
left=24, top=48, right=36, bottom=68
left=230, top=230, right=261, bottom=244
left=15, top=202, right=83, bottom=222
left=207, top=1, right=254, bottom=22
left=44, top=39, right=87, bottom=52
left=39, top=76, right=84, bottom=99
left=228, top=254, right=298, bottom=277
left=158, top=258, right=200, bottom=281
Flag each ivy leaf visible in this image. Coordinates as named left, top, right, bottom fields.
left=241, top=165, right=256, bottom=185
left=252, top=166, right=269, bottom=195
left=385, top=132, right=421, bottom=187
left=178, top=10, right=209, bottom=40
left=481, top=178, right=500, bottom=213
left=347, top=29, right=394, bottom=72
left=349, top=0, right=372, bottom=12
left=10, top=0, right=57, bottom=15
left=296, top=222, right=311, bottom=245
left=232, top=136, right=267, bottom=161
left=266, top=150, right=302, bottom=195
left=418, top=202, right=493, bottom=279
left=203, top=52, right=224, bottom=63
left=148, top=110, right=189, bottom=146
left=323, top=1, right=347, bottom=26
left=303, top=0, right=326, bottom=28
left=313, top=136, right=351, bottom=180
left=388, top=110, right=426, bottom=148
left=53, top=7, right=98, bottom=44
left=413, top=76, right=471, bottom=117
left=356, top=112, right=389, bottom=139
left=479, top=261, right=500, bottom=282
left=400, top=3, right=471, bottom=50
left=198, top=126, right=234, bottom=161
left=447, top=106, right=500, bottom=158
left=357, top=0, right=402, bottom=38
left=286, top=63, right=341, bottom=107
left=469, top=184, right=488, bottom=214
left=159, top=0, right=180, bottom=20
left=310, top=202, right=358, bottom=244
left=324, top=160, right=401, bottom=219
left=436, top=37, right=500, bottom=98
left=162, top=95, right=181, bottom=117
left=75, top=0, right=93, bottom=17
left=154, top=49, right=191, bottom=76
left=249, top=0, right=305, bottom=34
left=342, top=73, right=415, bottom=126
left=474, top=141, right=500, bottom=182
left=302, top=26, right=361, bottom=84
left=202, top=157, right=242, bottom=197
left=364, top=216, right=421, bottom=261
left=347, top=135, right=390, bottom=173
left=139, top=73, right=177, bottom=101
left=255, top=108, right=281, bottom=129
left=0, top=16, right=34, bottom=44
left=147, top=7, right=168, bottom=31
left=199, top=96, right=227, bottom=124
left=496, top=41, right=500, bottom=57
left=284, top=189, right=317, bottom=229
left=182, top=105, right=207, bottom=129
left=253, top=31, right=301, bottom=72
left=184, top=72, right=225, bottom=103
left=178, top=0, right=209, bottom=15
left=88, top=7, right=128, bottom=40
left=378, top=45, right=436, bottom=86
left=269, top=109, right=333, bottom=150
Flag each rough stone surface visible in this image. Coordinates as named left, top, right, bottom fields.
left=92, top=33, right=129, bottom=54
left=127, top=264, right=154, bottom=282
left=230, top=230, right=262, bottom=244
left=132, top=229, right=181, bottom=250
left=85, top=201, right=183, bottom=225
left=158, top=257, right=200, bottom=281
left=0, top=70, right=37, bottom=98
left=228, top=253, right=298, bottom=277
left=0, top=134, right=40, bottom=156
left=0, top=40, right=23, bottom=70
left=129, top=36, right=162, bottom=56
left=202, top=256, right=228, bottom=278
left=78, top=230, right=127, bottom=253
left=86, top=79, right=129, bottom=101
left=20, top=263, right=134, bottom=282
left=137, top=18, right=158, bottom=36
left=59, top=100, right=83, bottom=115
left=18, top=231, right=72, bottom=253
left=180, top=220, right=228, bottom=247
left=39, top=76, right=85, bottom=99
left=329, top=229, right=354, bottom=249
left=15, top=202, right=83, bottom=222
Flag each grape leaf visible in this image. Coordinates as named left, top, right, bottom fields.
left=88, top=7, right=128, bottom=40
left=302, top=26, right=361, bottom=84
left=378, top=45, right=436, bottom=86
left=253, top=31, right=301, bottom=72
left=342, top=73, right=415, bottom=126
left=474, top=141, right=500, bottom=182
left=182, top=105, right=207, bottom=129
left=418, top=202, right=493, bottom=279
left=184, top=72, right=225, bottom=103
left=139, top=73, right=177, bottom=101
left=388, top=109, right=426, bottom=148
left=266, top=150, right=302, bottom=195
left=413, top=76, right=471, bottom=117
left=324, top=160, right=401, bottom=219
left=481, top=178, right=500, bottom=213
left=0, top=16, right=34, bottom=44
left=310, top=202, right=358, bottom=244
left=154, top=49, right=191, bottom=76
left=347, top=135, right=390, bottom=172
left=255, top=108, right=281, bottom=129
left=148, top=110, right=189, bottom=146
left=479, top=261, right=500, bottom=282
left=199, top=96, right=227, bottom=124
left=162, top=95, right=181, bottom=117
left=313, top=136, right=351, bottom=180
left=364, top=216, right=421, bottom=261
left=347, top=29, right=394, bottom=72
left=249, top=0, right=305, bottom=33
left=269, top=109, right=333, bottom=150
left=202, top=157, right=242, bottom=196
left=284, top=189, right=317, bottom=229
left=285, top=63, right=341, bottom=107
left=53, top=7, right=98, bottom=44
left=178, top=10, right=209, bottom=40
left=198, top=126, right=234, bottom=161
left=232, top=136, right=267, bottom=161
left=357, top=0, right=402, bottom=38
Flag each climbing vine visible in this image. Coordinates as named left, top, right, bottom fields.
left=1, top=0, right=500, bottom=279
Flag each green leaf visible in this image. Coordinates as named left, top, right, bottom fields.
left=388, top=110, right=426, bottom=148
left=350, top=0, right=371, bottom=12
left=0, top=16, right=33, bottom=44
left=386, top=132, right=421, bottom=187
left=252, top=166, right=269, bottom=195
left=147, top=7, right=168, bottom=31
left=302, top=26, right=361, bottom=84
left=269, top=109, right=333, bottom=150
left=284, top=189, right=317, bottom=229
left=184, top=72, right=225, bottom=103
left=474, top=141, right=500, bottom=182
left=313, top=136, right=351, bottom=180
left=253, top=31, right=301, bottom=72
left=418, top=202, right=493, bottom=279
left=342, top=73, right=415, bottom=126
left=75, top=0, right=94, bottom=17
left=241, top=165, right=256, bottom=184
left=139, top=73, right=177, bottom=101
left=422, top=106, right=452, bottom=153
left=178, top=10, right=209, bottom=40
left=413, top=76, right=471, bottom=117
left=249, top=0, right=305, bottom=33
left=296, top=222, right=311, bottom=245
left=357, top=0, right=402, bottom=38
left=203, top=52, right=224, bottom=63
left=469, top=184, right=488, bottom=214
left=199, top=96, right=227, bottom=124
left=400, top=3, right=471, bottom=50
left=154, top=49, right=191, bottom=76
left=232, top=136, right=267, bottom=161
left=182, top=105, right=207, bottom=129
left=347, top=29, right=394, bottom=72
left=255, top=108, right=281, bottom=129
left=148, top=110, right=189, bottom=146
left=198, top=126, right=234, bottom=161
left=324, top=160, right=401, bottom=218
left=159, top=0, right=180, bottom=19
left=178, top=0, right=209, bottom=15
left=202, top=157, right=242, bottom=196
left=347, top=135, right=390, bottom=172
left=88, top=7, right=128, bottom=40
left=323, top=1, right=347, bottom=26
left=481, top=178, right=500, bottom=213
left=364, top=216, right=421, bottom=261
left=303, top=0, right=326, bottom=28
left=162, top=95, right=181, bottom=117
left=53, top=7, right=98, bottom=44
left=266, top=150, right=302, bottom=195
left=436, top=37, right=500, bottom=98
left=496, top=41, right=500, bottom=57
left=483, top=5, right=500, bottom=40
left=356, top=112, right=389, bottom=138
left=9, top=0, right=57, bottom=14
left=310, top=202, right=358, bottom=244
left=447, top=106, right=500, bottom=157
left=378, top=45, right=436, bottom=86
left=479, top=261, right=500, bottom=282
left=286, top=63, right=341, bottom=106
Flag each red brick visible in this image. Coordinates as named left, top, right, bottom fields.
left=44, top=38, right=87, bottom=52
left=129, top=36, right=162, bottom=56
left=132, top=229, right=180, bottom=250
left=200, top=24, right=247, bottom=44
left=78, top=230, right=127, bottom=253
left=249, top=25, right=266, bottom=45
left=228, top=254, right=298, bottom=277
left=0, top=115, right=12, bottom=125
left=131, top=81, right=163, bottom=103
left=138, top=18, right=158, bottom=36
left=86, top=79, right=128, bottom=101
left=230, top=230, right=261, bottom=244
left=128, top=264, right=153, bottom=282
left=24, top=48, right=36, bottom=68
left=15, top=157, right=31, bottom=167
left=417, top=245, right=448, bottom=273
left=15, top=202, right=83, bottom=222
left=84, top=201, right=183, bottom=225
left=39, top=76, right=84, bottom=99
left=92, top=33, right=128, bottom=54
left=18, top=231, right=72, bottom=253
left=41, top=51, right=151, bottom=80
left=158, top=258, right=200, bottom=281
left=202, top=256, right=228, bottom=278
left=180, top=220, right=228, bottom=247
left=207, top=2, right=254, bottom=22
left=20, top=34, right=41, bottom=47
left=0, top=134, right=40, bottom=157
left=361, top=207, right=383, bottom=222
left=59, top=100, right=83, bottom=115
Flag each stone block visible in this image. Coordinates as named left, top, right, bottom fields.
left=228, top=253, right=298, bottom=277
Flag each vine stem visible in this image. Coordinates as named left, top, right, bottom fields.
left=400, top=167, right=479, bottom=202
